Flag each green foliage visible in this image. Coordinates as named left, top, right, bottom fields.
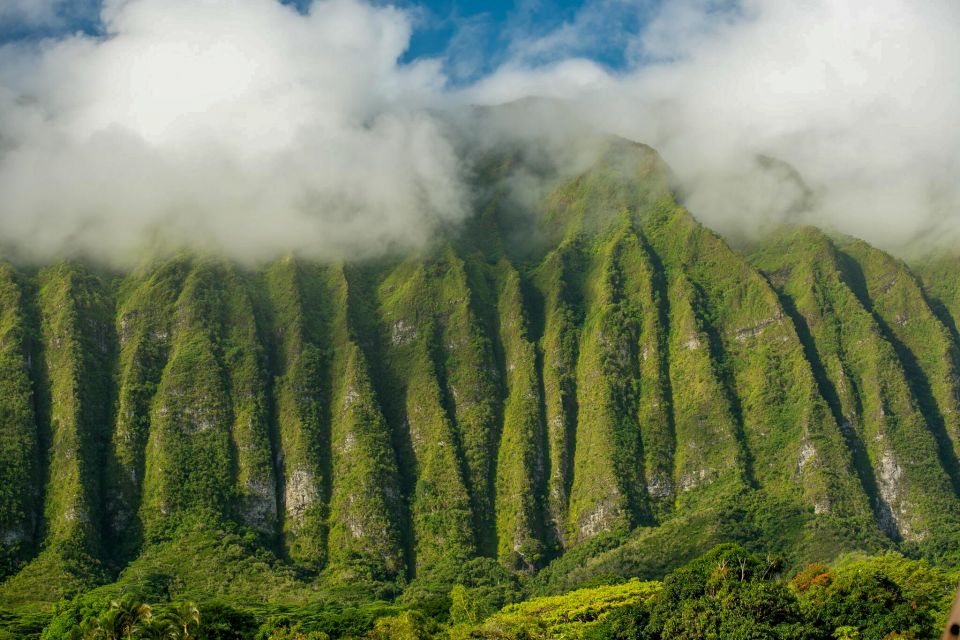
left=751, top=227, right=960, bottom=547
left=540, top=545, right=954, bottom=640
left=254, top=602, right=405, bottom=640
left=795, top=552, right=955, bottom=640
left=531, top=241, right=584, bottom=549
left=453, top=578, right=659, bottom=639
left=37, top=263, right=115, bottom=557
left=494, top=263, right=547, bottom=570
left=261, top=258, right=330, bottom=570
left=198, top=602, right=258, bottom=640
left=567, top=221, right=651, bottom=541
left=400, top=556, right=523, bottom=625
left=259, top=624, right=329, bottom=640
left=641, top=544, right=803, bottom=638
left=4, top=542, right=958, bottom=639
left=369, top=611, right=433, bottom=640
left=0, top=265, right=39, bottom=577
left=447, top=586, right=482, bottom=627
left=52, top=594, right=198, bottom=640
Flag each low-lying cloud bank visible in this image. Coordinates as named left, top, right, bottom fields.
left=0, top=0, right=465, bottom=262
left=0, top=0, right=958, bottom=262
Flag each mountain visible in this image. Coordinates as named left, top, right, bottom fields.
left=2, top=138, right=960, bottom=616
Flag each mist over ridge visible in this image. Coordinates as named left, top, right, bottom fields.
left=0, top=0, right=958, bottom=264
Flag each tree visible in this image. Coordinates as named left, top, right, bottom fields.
left=369, top=611, right=432, bottom=640
left=644, top=544, right=807, bottom=639
left=67, top=594, right=153, bottom=640
left=68, top=617, right=105, bottom=640
left=163, top=602, right=200, bottom=640
left=97, top=609, right=126, bottom=640
left=108, top=594, right=153, bottom=639
left=133, top=618, right=176, bottom=640
left=834, top=626, right=860, bottom=640
left=448, top=585, right=483, bottom=626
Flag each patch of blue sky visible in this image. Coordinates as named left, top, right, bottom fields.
left=0, top=0, right=663, bottom=81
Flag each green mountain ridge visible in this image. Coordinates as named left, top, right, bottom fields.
left=2, top=139, right=960, bottom=618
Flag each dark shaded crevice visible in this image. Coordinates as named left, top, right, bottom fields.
left=91, top=278, right=120, bottom=571
left=486, top=274, right=510, bottom=554
left=531, top=341, right=556, bottom=560
left=557, top=336, right=579, bottom=516
left=556, top=244, right=586, bottom=516
left=637, top=233, right=677, bottom=521
left=460, top=258, right=506, bottom=558
left=603, top=239, right=651, bottom=526
left=342, top=261, right=419, bottom=580
left=492, top=263, right=553, bottom=569
left=517, top=269, right=562, bottom=557
left=685, top=277, right=756, bottom=490
left=301, top=266, right=337, bottom=567
left=232, top=267, right=283, bottom=546
left=537, top=247, right=585, bottom=546
left=245, top=267, right=289, bottom=555
left=106, top=258, right=191, bottom=565
left=28, top=264, right=119, bottom=568
left=927, top=296, right=960, bottom=349
left=427, top=319, right=479, bottom=550
left=20, top=272, right=49, bottom=563
left=8, top=268, right=44, bottom=562
left=43, top=264, right=119, bottom=565
left=335, top=263, right=406, bottom=577
left=200, top=267, right=243, bottom=529
left=104, top=337, right=151, bottom=563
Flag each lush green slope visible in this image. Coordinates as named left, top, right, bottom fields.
left=0, top=266, right=39, bottom=576
left=751, top=228, right=960, bottom=547
left=27, top=543, right=956, bottom=640
left=2, top=139, right=960, bottom=627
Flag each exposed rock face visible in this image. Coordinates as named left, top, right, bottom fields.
left=284, top=468, right=319, bottom=524
left=877, top=448, right=911, bottom=540
left=243, top=478, right=278, bottom=535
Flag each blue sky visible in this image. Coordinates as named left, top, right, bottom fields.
left=395, top=0, right=654, bottom=77
left=0, top=0, right=658, bottom=80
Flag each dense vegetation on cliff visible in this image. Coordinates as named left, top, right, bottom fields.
left=2, top=139, right=960, bottom=637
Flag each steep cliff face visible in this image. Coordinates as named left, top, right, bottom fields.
left=0, top=267, right=39, bottom=576
left=751, top=230, right=960, bottom=542
left=2, top=140, right=960, bottom=606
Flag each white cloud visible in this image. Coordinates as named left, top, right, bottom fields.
left=472, top=0, right=960, bottom=251
left=462, top=58, right=613, bottom=105
left=0, top=0, right=464, bottom=262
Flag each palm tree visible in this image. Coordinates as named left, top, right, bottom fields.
left=132, top=617, right=177, bottom=640
left=109, top=594, right=153, bottom=639
left=69, top=616, right=105, bottom=640
left=97, top=608, right=125, bottom=640
left=163, top=601, right=200, bottom=640
left=68, top=594, right=155, bottom=640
